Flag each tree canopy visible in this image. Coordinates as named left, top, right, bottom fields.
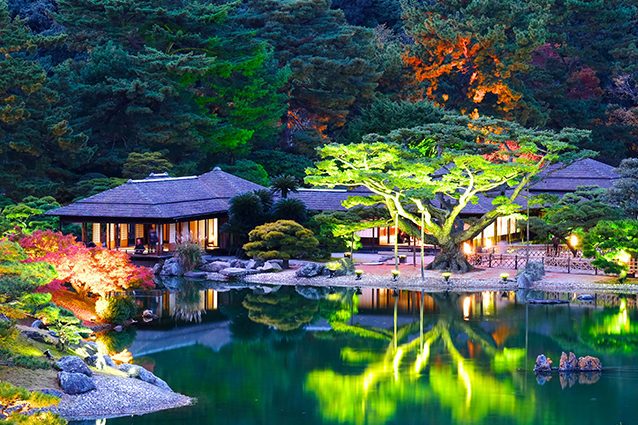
left=307, top=114, right=594, bottom=272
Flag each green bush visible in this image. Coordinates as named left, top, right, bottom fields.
left=95, top=327, right=137, bottom=354
left=95, top=296, right=137, bottom=324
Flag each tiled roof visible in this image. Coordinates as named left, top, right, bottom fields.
left=47, top=168, right=265, bottom=221
left=531, top=158, right=618, bottom=192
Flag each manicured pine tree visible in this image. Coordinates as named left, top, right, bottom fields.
left=239, top=0, right=381, bottom=153
left=0, top=0, right=91, bottom=201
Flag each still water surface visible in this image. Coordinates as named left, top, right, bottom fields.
left=73, top=283, right=638, bottom=425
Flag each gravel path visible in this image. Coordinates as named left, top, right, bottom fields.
left=50, top=375, right=193, bottom=421
left=243, top=261, right=638, bottom=294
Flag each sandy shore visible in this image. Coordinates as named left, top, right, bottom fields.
left=49, top=374, right=193, bottom=421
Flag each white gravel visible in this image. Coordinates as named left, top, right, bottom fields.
left=50, top=375, right=193, bottom=421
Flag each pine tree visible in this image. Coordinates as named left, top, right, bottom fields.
left=0, top=0, right=91, bottom=201
left=52, top=0, right=286, bottom=175
left=401, top=0, right=549, bottom=123
left=239, top=0, right=381, bottom=152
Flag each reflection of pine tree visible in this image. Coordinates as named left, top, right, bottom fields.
left=242, top=286, right=319, bottom=331
left=174, top=281, right=205, bottom=323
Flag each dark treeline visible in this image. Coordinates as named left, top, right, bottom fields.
left=1, top=0, right=637, bottom=203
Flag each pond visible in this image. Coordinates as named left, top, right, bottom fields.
left=72, top=281, right=638, bottom=425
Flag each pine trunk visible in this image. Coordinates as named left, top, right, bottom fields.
left=425, top=240, right=473, bottom=273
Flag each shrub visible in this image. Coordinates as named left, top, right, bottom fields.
left=95, top=327, right=137, bottom=355
left=175, top=240, right=203, bottom=272
left=95, top=296, right=137, bottom=324
left=244, top=220, right=319, bottom=269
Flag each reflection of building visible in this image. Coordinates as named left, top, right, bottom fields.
left=46, top=168, right=264, bottom=254
left=134, top=288, right=232, bottom=322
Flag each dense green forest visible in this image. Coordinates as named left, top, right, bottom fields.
left=1, top=0, right=637, bottom=204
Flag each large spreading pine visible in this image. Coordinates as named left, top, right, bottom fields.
left=307, top=114, right=593, bottom=273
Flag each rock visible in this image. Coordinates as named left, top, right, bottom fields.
left=33, top=389, right=63, bottom=398
left=517, top=273, right=532, bottom=289
left=245, top=259, right=264, bottom=270
left=20, top=329, right=54, bottom=345
left=205, top=272, right=228, bottom=281
left=142, top=310, right=158, bottom=323
left=200, top=261, right=231, bottom=272
left=296, top=286, right=331, bottom=300
left=55, top=356, right=93, bottom=377
left=219, top=267, right=252, bottom=277
left=159, top=258, right=184, bottom=276
left=577, top=294, right=595, bottom=302
left=184, top=271, right=208, bottom=279
left=103, top=355, right=116, bottom=368
left=578, top=356, right=602, bottom=371
left=267, top=259, right=284, bottom=267
left=118, top=363, right=173, bottom=392
left=260, top=261, right=283, bottom=273
left=559, top=352, right=579, bottom=372
left=152, top=259, right=165, bottom=275
left=524, top=261, right=545, bottom=281
left=296, top=263, right=325, bottom=278
left=31, top=319, right=43, bottom=329
left=58, top=372, right=96, bottom=395
left=69, top=340, right=99, bottom=358
left=534, top=354, right=553, bottom=373
left=528, top=299, right=569, bottom=304
left=0, top=314, right=9, bottom=321
left=229, top=259, right=246, bottom=268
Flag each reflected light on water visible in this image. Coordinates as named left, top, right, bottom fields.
left=463, top=296, right=471, bottom=320
left=457, top=361, right=472, bottom=406
left=415, top=341, right=431, bottom=373
left=482, top=291, right=492, bottom=316
left=393, top=348, right=404, bottom=381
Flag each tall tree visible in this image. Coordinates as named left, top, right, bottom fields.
left=0, top=0, right=91, bottom=201
left=606, top=158, right=638, bottom=218
left=52, top=0, right=286, bottom=176
left=239, top=0, right=380, bottom=152
left=401, top=0, right=549, bottom=124
left=307, top=114, right=593, bottom=272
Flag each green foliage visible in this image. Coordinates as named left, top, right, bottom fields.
left=221, top=190, right=275, bottom=250
left=313, top=207, right=389, bottom=254
left=249, top=150, right=314, bottom=181
left=307, top=114, right=594, bottom=272
left=95, top=327, right=137, bottom=355
left=519, top=186, right=625, bottom=253
left=0, top=241, right=58, bottom=300
left=348, top=99, right=444, bottom=143
left=271, top=198, right=308, bottom=223
left=70, top=177, right=127, bottom=202
left=582, top=220, right=638, bottom=276
left=0, top=382, right=66, bottom=424
left=122, top=152, right=173, bottom=180
left=218, top=160, right=269, bottom=186
left=242, top=286, right=319, bottom=331
left=607, top=158, right=638, bottom=218
left=270, top=175, right=300, bottom=199
left=244, top=220, right=319, bottom=268
left=48, top=315, right=89, bottom=348
left=175, top=240, right=204, bottom=273
left=0, top=0, right=90, bottom=203
left=240, top=0, right=380, bottom=151
left=95, top=296, right=137, bottom=324
left=0, top=196, right=61, bottom=237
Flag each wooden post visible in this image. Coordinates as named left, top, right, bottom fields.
left=81, top=223, right=88, bottom=245
left=567, top=256, right=571, bottom=274
left=515, top=255, right=518, bottom=270
left=489, top=254, right=492, bottom=268
left=157, top=223, right=163, bottom=254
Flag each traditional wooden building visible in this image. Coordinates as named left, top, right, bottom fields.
left=46, top=168, right=265, bottom=254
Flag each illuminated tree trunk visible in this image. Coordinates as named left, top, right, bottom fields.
left=426, top=238, right=473, bottom=273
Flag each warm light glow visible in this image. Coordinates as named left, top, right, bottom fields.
left=484, top=238, right=493, bottom=248
left=355, top=269, right=363, bottom=275
left=415, top=341, right=431, bottom=373
left=617, top=250, right=631, bottom=264
left=500, top=273, right=509, bottom=282
left=392, top=270, right=401, bottom=275
left=362, top=371, right=376, bottom=393
left=570, top=234, right=578, bottom=247
left=442, top=271, right=452, bottom=282
left=463, top=242, right=473, bottom=254
left=463, top=296, right=472, bottom=320
left=482, top=291, right=492, bottom=315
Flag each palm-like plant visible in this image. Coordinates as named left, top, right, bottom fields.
left=270, top=174, right=300, bottom=199
left=271, top=198, right=308, bottom=223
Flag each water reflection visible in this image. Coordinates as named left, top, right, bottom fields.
left=69, top=286, right=638, bottom=425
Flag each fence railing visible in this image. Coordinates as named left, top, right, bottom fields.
left=469, top=252, right=601, bottom=275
